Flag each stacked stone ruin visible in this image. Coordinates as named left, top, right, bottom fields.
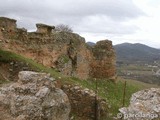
left=0, top=16, right=116, bottom=80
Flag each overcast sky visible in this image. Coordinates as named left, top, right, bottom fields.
left=0, top=0, right=160, bottom=48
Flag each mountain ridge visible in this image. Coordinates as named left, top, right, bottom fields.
left=114, top=42, right=160, bottom=62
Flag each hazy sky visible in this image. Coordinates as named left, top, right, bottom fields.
left=0, top=0, right=160, bottom=48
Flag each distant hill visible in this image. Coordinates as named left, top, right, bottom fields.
left=86, top=42, right=95, bottom=46
left=114, top=43, right=160, bottom=62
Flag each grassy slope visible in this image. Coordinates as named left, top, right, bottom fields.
left=0, top=49, right=61, bottom=77
left=0, top=49, right=157, bottom=118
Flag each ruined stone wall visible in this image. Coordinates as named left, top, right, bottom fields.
left=36, top=23, right=55, bottom=35
left=0, top=17, right=16, bottom=31
left=0, top=30, right=2, bottom=39
left=62, top=84, right=108, bottom=120
left=0, top=17, right=17, bottom=39
left=75, top=45, right=92, bottom=79
left=0, top=17, right=116, bottom=79
left=90, top=40, right=116, bottom=79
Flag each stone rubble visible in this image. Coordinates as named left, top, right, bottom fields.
left=0, top=71, right=70, bottom=120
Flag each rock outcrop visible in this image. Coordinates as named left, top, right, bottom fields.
left=0, top=16, right=116, bottom=80
left=0, top=71, right=70, bottom=120
left=119, top=88, right=160, bottom=120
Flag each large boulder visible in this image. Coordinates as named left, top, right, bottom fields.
left=119, top=88, right=160, bottom=120
left=0, top=71, right=70, bottom=120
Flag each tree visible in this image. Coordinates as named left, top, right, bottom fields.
left=55, top=24, right=73, bottom=33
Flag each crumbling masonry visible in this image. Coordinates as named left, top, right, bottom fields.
left=0, top=17, right=116, bottom=79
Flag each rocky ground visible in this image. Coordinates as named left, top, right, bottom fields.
left=119, top=88, right=160, bottom=120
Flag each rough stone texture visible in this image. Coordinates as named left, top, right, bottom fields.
left=36, top=23, right=55, bottom=35
left=0, top=29, right=3, bottom=39
left=0, top=17, right=17, bottom=39
left=0, top=17, right=116, bottom=80
left=0, top=71, right=70, bottom=120
left=0, top=17, right=16, bottom=31
left=90, top=40, right=116, bottom=79
left=62, top=84, right=109, bottom=120
left=119, top=88, right=160, bottom=120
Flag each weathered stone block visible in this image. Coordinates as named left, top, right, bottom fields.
left=0, top=71, right=71, bottom=120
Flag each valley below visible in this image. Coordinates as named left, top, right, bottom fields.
left=115, top=43, right=160, bottom=86
left=117, top=61, right=160, bottom=85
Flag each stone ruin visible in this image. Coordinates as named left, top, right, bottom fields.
left=0, top=17, right=56, bottom=40
left=0, top=16, right=116, bottom=80
left=0, top=17, right=17, bottom=39
left=0, top=69, right=110, bottom=120
left=36, top=23, right=55, bottom=35
left=62, top=84, right=109, bottom=120
left=0, top=17, right=17, bottom=31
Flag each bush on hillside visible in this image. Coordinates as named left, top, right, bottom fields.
left=55, top=24, right=73, bottom=33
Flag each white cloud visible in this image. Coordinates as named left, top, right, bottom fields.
left=0, top=0, right=160, bottom=48
left=0, top=0, right=143, bottom=26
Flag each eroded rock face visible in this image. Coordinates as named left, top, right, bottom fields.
left=0, top=71, right=70, bottom=120
left=119, top=88, right=160, bottom=120
left=0, top=17, right=116, bottom=80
